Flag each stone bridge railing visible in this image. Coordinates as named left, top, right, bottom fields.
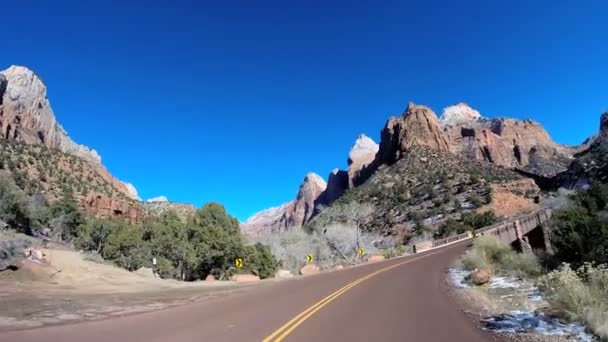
left=412, top=208, right=553, bottom=253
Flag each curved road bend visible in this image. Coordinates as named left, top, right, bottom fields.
left=1, top=241, right=498, bottom=342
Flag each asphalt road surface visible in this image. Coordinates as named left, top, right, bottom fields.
left=1, top=241, right=498, bottom=342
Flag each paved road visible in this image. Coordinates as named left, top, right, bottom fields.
left=0, top=241, right=497, bottom=342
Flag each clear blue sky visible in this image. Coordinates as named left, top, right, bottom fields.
left=3, top=0, right=607, bottom=221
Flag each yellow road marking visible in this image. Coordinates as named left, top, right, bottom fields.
left=262, top=245, right=461, bottom=342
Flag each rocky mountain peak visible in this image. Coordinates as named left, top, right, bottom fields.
left=348, top=134, right=379, bottom=165
left=0, top=65, right=102, bottom=165
left=0, top=65, right=138, bottom=201
left=297, top=172, right=327, bottom=200
left=377, top=102, right=449, bottom=165
left=439, top=103, right=482, bottom=125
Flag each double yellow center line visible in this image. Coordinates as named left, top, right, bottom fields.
left=262, top=248, right=446, bottom=342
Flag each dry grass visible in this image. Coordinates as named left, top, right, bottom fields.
left=538, top=263, right=608, bottom=339
left=461, top=237, right=541, bottom=278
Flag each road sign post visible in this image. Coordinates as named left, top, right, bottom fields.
left=235, top=258, right=243, bottom=268
left=306, top=254, right=313, bottom=264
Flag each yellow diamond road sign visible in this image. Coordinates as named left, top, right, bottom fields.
left=306, top=254, right=313, bottom=263
left=235, top=258, right=243, bottom=268
left=358, top=248, right=365, bottom=256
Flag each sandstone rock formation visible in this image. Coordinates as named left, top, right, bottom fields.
left=347, top=134, right=379, bottom=188
left=85, top=193, right=144, bottom=222
left=324, top=168, right=349, bottom=204
left=377, top=103, right=450, bottom=165
left=0, top=66, right=138, bottom=201
left=241, top=173, right=327, bottom=236
left=439, top=102, right=481, bottom=125
left=245, top=101, right=589, bottom=235
left=0, top=66, right=101, bottom=164
left=363, top=102, right=578, bottom=185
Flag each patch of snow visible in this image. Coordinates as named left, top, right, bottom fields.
left=481, top=311, right=595, bottom=341
left=147, top=196, right=169, bottom=203
left=448, top=268, right=471, bottom=288
left=489, top=276, right=521, bottom=289
left=527, top=290, right=543, bottom=302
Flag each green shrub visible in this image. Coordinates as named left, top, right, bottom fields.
left=466, top=193, right=484, bottom=208
left=395, top=244, right=405, bottom=256
left=382, top=248, right=396, bottom=259
left=243, top=242, right=278, bottom=279
left=549, top=182, right=608, bottom=267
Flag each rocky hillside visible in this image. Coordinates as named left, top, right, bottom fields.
left=0, top=65, right=138, bottom=200
left=142, top=197, right=196, bottom=221
left=312, top=145, right=539, bottom=237
left=556, top=112, right=608, bottom=188
left=0, top=65, right=142, bottom=220
left=0, top=137, right=143, bottom=221
left=244, top=101, right=587, bottom=236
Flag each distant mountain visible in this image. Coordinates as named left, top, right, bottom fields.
left=243, top=101, right=592, bottom=236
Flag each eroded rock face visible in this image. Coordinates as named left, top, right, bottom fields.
left=84, top=193, right=144, bottom=223
left=241, top=173, right=327, bottom=236
left=377, top=102, right=450, bottom=165
left=369, top=102, right=576, bottom=181
left=439, top=103, right=481, bottom=125
left=0, top=66, right=101, bottom=164
left=0, top=66, right=138, bottom=201
left=347, top=134, right=379, bottom=188
left=324, top=169, right=349, bottom=204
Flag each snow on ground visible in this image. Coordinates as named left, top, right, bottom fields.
left=481, top=311, right=595, bottom=341
left=448, top=268, right=597, bottom=341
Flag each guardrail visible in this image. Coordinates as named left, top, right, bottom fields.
left=412, top=208, right=552, bottom=254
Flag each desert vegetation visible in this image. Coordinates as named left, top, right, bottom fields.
left=0, top=170, right=277, bottom=280
left=256, top=202, right=401, bottom=272
left=0, top=138, right=133, bottom=202
left=74, top=203, right=277, bottom=280
left=460, top=182, right=608, bottom=339
left=461, top=236, right=541, bottom=279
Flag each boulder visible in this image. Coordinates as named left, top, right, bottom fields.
left=205, top=274, right=216, bottom=282
left=231, top=274, right=260, bottom=283
left=275, top=269, right=294, bottom=279
left=1, top=239, right=32, bottom=270
left=367, top=255, right=385, bottom=263
left=299, top=264, right=320, bottom=276
left=471, top=269, right=491, bottom=286
left=334, top=265, right=344, bottom=270
left=25, top=248, right=45, bottom=261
